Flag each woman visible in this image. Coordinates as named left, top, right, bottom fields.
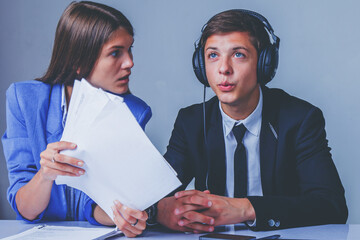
left=2, top=1, right=150, bottom=237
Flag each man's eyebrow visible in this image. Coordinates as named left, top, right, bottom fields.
left=205, top=46, right=249, bottom=52
left=233, top=46, right=249, bottom=52
left=205, top=47, right=218, bottom=51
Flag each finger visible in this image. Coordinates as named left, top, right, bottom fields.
left=133, top=219, right=146, bottom=231
left=114, top=200, right=147, bottom=222
left=203, top=190, right=211, bottom=194
left=112, top=210, right=137, bottom=238
left=47, top=160, right=85, bottom=176
left=121, top=229, right=136, bottom=238
left=113, top=216, right=138, bottom=238
left=179, top=218, right=215, bottom=233
left=175, top=190, right=204, bottom=199
left=40, top=148, right=84, bottom=168
left=113, top=201, right=145, bottom=233
left=47, top=141, right=77, bottom=151
left=178, top=218, right=215, bottom=227
left=182, top=211, right=214, bottom=226
left=181, top=221, right=214, bottom=233
left=174, top=201, right=211, bottom=216
left=112, top=206, right=143, bottom=236
left=40, top=148, right=55, bottom=160
left=53, top=153, right=84, bottom=167
left=40, top=166, right=79, bottom=180
left=180, top=194, right=212, bottom=207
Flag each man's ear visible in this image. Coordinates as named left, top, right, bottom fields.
left=76, top=68, right=80, bottom=75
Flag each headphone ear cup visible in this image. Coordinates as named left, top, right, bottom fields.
left=192, top=46, right=209, bottom=87
left=269, top=45, right=279, bottom=82
left=257, top=49, right=267, bottom=85
left=257, top=45, right=279, bottom=85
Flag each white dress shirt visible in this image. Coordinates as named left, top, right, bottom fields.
left=219, top=86, right=264, bottom=198
left=61, top=84, right=68, bottom=128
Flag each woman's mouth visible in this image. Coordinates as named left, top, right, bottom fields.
left=118, top=74, right=130, bottom=83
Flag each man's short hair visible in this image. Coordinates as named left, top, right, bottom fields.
left=200, top=9, right=270, bottom=55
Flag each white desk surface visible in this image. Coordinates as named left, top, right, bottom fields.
left=0, top=220, right=359, bottom=239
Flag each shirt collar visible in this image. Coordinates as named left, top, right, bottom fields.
left=61, top=84, right=68, bottom=128
left=219, top=86, right=263, bottom=137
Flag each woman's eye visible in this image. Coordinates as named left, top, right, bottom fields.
left=234, top=52, right=245, bottom=58
left=209, top=53, right=217, bottom=58
left=111, top=50, right=120, bottom=57
left=128, top=46, right=133, bottom=53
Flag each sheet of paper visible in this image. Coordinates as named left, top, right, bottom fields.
left=2, top=225, right=118, bottom=240
left=56, top=79, right=181, bottom=218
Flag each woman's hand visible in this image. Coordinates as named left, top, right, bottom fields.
left=39, top=141, right=85, bottom=181
left=112, top=200, right=148, bottom=238
left=15, top=141, right=84, bottom=220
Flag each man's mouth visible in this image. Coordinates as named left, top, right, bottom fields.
left=219, top=82, right=234, bottom=86
left=218, top=81, right=235, bottom=91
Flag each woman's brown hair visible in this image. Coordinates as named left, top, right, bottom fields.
left=37, top=1, right=133, bottom=86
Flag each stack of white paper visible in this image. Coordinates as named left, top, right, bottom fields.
left=56, top=79, right=181, bottom=218
left=2, top=225, right=118, bottom=240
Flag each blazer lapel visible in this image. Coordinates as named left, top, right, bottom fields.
left=259, top=86, right=279, bottom=195
left=205, top=98, right=227, bottom=196
left=30, top=84, right=63, bottom=170
left=46, top=84, right=64, bottom=144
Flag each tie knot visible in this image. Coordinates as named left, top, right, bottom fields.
left=233, top=123, right=247, bottom=143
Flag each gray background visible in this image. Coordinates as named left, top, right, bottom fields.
left=0, top=0, right=359, bottom=224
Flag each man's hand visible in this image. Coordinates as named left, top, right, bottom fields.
left=157, top=194, right=215, bottom=233
left=175, top=190, right=256, bottom=227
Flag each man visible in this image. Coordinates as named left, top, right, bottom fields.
left=154, top=9, right=348, bottom=232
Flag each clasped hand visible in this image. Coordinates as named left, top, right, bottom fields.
left=157, top=190, right=256, bottom=233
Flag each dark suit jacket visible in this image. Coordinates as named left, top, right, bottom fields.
left=164, top=86, right=348, bottom=230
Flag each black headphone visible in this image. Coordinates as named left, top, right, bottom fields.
left=192, top=9, right=280, bottom=87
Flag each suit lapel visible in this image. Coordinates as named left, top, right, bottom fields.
left=205, top=98, right=227, bottom=196
left=259, top=86, right=278, bottom=195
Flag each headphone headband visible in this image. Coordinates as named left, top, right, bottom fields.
left=239, top=9, right=280, bottom=48
left=193, top=9, right=280, bottom=86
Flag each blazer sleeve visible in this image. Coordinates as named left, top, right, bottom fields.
left=122, top=93, right=152, bottom=130
left=83, top=196, right=102, bottom=225
left=163, top=109, right=195, bottom=192
left=138, top=106, right=152, bottom=130
left=1, top=84, right=47, bottom=222
left=247, top=107, right=348, bottom=230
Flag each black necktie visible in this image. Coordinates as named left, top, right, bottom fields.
left=232, top=123, right=247, bottom=198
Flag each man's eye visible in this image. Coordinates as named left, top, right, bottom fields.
left=128, top=46, right=133, bottom=53
left=235, top=52, right=244, bottom=58
left=209, top=53, right=217, bottom=58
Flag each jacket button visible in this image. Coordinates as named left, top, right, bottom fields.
left=275, top=220, right=280, bottom=227
left=268, top=219, right=275, bottom=227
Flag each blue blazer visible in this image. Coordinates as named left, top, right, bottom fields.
left=2, top=80, right=152, bottom=223
left=164, top=86, right=347, bottom=230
